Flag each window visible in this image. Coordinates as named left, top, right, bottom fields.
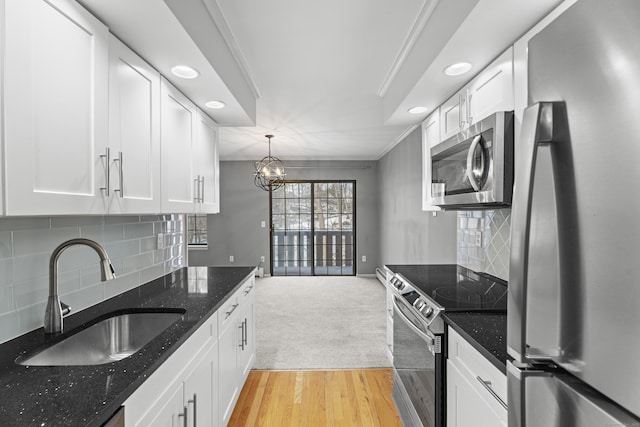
left=187, top=214, right=208, bottom=247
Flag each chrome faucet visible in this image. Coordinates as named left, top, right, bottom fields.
left=45, top=238, right=116, bottom=334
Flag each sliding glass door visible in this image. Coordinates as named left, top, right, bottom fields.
left=270, top=181, right=355, bottom=276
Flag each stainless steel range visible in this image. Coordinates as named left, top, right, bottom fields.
left=385, top=265, right=507, bottom=427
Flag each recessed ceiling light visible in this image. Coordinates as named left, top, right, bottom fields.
left=408, top=106, right=428, bottom=114
left=205, top=100, right=226, bottom=109
left=444, top=62, right=472, bottom=76
left=171, top=65, right=199, bottom=79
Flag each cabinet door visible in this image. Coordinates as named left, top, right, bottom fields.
left=161, top=79, right=196, bottom=213
left=447, top=360, right=507, bottom=427
left=194, top=110, right=220, bottom=214
left=238, top=285, right=255, bottom=380
left=440, top=92, right=465, bottom=141
left=184, top=343, right=218, bottom=427
left=3, top=0, right=108, bottom=215
left=421, top=109, right=442, bottom=212
left=468, top=47, right=514, bottom=125
left=108, top=35, right=161, bottom=214
left=136, top=382, right=184, bottom=427
left=218, top=313, right=240, bottom=426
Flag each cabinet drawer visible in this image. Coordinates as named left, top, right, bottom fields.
left=448, top=327, right=507, bottom=405
left=239, top=276, right=255, bottom=301
left=218, top=295, right=240, bottom=332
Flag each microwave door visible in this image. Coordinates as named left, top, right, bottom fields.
left=431, top=139, right=475, bottom=195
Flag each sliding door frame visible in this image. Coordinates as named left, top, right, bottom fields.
left=269, top=180, right=357, bottom=276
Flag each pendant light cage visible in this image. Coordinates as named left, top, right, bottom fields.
left=254, top=134, right=286, bottom=191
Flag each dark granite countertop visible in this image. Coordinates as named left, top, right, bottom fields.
left=0, top=266, right=255, bottom=427
left=444, top=311, right=507, bottom=372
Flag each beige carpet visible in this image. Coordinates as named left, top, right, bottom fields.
left=254, top=275, right=391, bottom=370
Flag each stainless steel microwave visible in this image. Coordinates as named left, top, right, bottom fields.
left=430, top=111, right=514, bottom=209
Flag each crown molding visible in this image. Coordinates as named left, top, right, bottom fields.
left=376, top=0, right=440, bottom=98
left=376, top=124, right=420, bottom=160
left=202, top=0, right=262, bottom=99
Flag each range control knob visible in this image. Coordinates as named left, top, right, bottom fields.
left=421, top=305, right=434, bottom=318
left=414, top=299, right=425, bottom=310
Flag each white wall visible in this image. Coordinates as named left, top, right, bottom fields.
left=0, top=214, right=186, bottom=343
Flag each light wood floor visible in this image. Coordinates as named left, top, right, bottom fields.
left=228, top=369, right=403, bottom=427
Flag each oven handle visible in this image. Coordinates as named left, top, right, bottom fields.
left=392, top=297, right=436, bottom=350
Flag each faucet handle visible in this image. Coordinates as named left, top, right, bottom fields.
left=60, top=301, right=71, bottom=317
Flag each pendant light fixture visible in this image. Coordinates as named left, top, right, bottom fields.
left=254, top=134, right=286, bottom=191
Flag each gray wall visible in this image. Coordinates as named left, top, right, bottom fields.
left=188, top=160, right=380, bottom=275
left=378, top=127, right=457, bottom=264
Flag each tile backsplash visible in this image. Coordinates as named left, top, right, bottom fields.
left=457, top=209, right=511, bottom=281
left=0, top=215, right=186, bottom=344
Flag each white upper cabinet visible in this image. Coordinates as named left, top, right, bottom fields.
left=194, top=111, right=220, bottom=214
left=421, top=109, right=442, bottom=212
left=107, top=34, right=161, bottom=214
left=467, top=47, right=514, bottom=127
left=439, top=48, right=514, bottom=142
left=160, top=78, right=197, bottom=213
left=3, top=0, right=109, bottom=215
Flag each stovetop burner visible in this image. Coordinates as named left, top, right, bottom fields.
left=386, top=264, right=508, bottom=312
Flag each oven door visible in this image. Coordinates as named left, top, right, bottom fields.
left=392, top=296, right=444, bottom=427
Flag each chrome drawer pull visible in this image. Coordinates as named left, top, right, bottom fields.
left=476, top=376, right=508, bottom=410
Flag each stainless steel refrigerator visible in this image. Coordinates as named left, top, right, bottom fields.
left=507, top=0, right=640, bottom=425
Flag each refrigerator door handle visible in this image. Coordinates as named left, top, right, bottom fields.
left=507, top=102, right=564, bottom=363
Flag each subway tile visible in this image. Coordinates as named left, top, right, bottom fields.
left=123, top=222, right=154, bottom=240
left=51, top=216, right=105, bottom=229
left=0, top=232, right=12, bottom=259
left=0, top=286, right=15, bottom=313
left=13, top=253, right=48, bottom=283
left=140, top=236, right=157, bottom=253
left=13, top=227, right=80, bottom=258
left=0, top=311, right=21, bottom=344
left=57, top=245, right=107, bottom=272
left=104, top=240, right=140, bottom=261
left=60, top=283, right=104, bottom=314
left=14, top=277, right=49, bottom=309
left=105, top=216, right=141, bottom=225
left=0, top=258, right=14, bottom=287
left=139, top=264, right=165, bottom=285
left=120, top=253, right=155, bottom=275
left=140, top=215, right=164, bottom=223
left=17, top=300, right=47, bottom=334
left=103, top=273, right=140, bottom=300
left=0, top=217, right=50, bottom=232
left=80, top=264, right=102, bottom=288
left=81, top=223, right=126, bottom=243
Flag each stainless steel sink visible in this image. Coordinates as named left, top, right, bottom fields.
left=16, top=309, right=185, bottom=366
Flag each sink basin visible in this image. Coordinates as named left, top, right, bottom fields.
left=16, top=308, right=186, bottom=366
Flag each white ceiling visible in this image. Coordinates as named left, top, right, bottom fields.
left=79, top=0, right=564, bottom=161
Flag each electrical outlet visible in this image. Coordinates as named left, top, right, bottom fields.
left=475, top=231, right=482, bottom=247
left=261, top=221, right=266, bottom=228
left=362, top=255, right=367, bottom=263
left=156, top=233, right=164, bottom=249
left=229, top=255, right=234, bottom=262
left=260, top=256, right=265, bottom=263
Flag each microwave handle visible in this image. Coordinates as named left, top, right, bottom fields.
left=465, top=135, right=483, bottom=191
left=507, top=102, right=564, bottom=362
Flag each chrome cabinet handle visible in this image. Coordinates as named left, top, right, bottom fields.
left=508, top=102, right=563, bottom=362
left=100, top=147, right=110, bottom=196
left=193, top=176, right=200, bottom=203
left=178, top=405, right=188, bottom=427
left=465, top=134, right=484, bottom=191
left=458, top=94, right=465, bottom=128
left=243, top=285, right=254, bottom=296
left=243, top=318, right=248, bottom=347
left=188, top=393, right=197, bottom=427
left=225, top=303, right=239, bottom=319
left=114, top=151, right=124, bottom=197
left=476, top=376, right=508, bottom=410
left=239, top=322, right=245, bottom=350
left=466, top=89, right=473, bottom=124
left=200, top=176, right=205, bottom=203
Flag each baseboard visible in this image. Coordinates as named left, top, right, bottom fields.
left=357, top=273, right=376, bottom=278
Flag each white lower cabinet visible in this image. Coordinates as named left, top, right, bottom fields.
left=447, top=327, right=507, bottom=427
left=124, top=275, right=256, bottom=427
left=218, top=277, right=256, bottom=426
